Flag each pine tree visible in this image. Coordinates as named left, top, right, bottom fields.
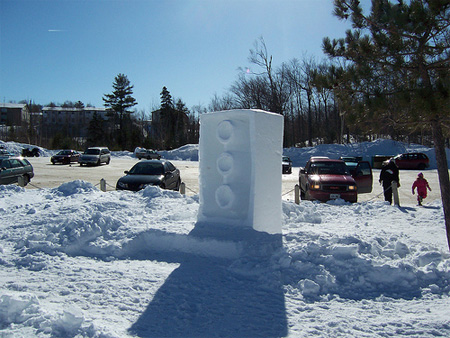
left=103, top=74, right=137, bottom=150
left=87, top=112, right=105, bottom=146
left=152, top=87, right=189, bottom=149
left=323, top=0, right=450, bottom=251
left=160, top=86, right=174, bottom=111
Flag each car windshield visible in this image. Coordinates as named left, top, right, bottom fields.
left=309, top=162, right=350, bottom=175
left=85, top=149, right=100, bottom=155
left=128, top=162, right=164, bottom=175
left=58, top=150, right=71, bottom=155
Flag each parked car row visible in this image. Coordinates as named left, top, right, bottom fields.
left=49, top=147, right=163, bottom=166
left=0, top=146, right=430, bottom=200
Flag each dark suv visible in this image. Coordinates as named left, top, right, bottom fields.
left=299, top=157, right=372, bottom=203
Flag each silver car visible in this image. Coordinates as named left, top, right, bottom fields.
left=79, top=147, right=111, bottom=166
left=135, top=148, right=161, bottom=160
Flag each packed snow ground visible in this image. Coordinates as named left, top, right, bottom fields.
left=1, top=139, right=449, bottom=337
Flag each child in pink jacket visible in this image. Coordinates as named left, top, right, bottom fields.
left=412, top=173, right=432, bottom=206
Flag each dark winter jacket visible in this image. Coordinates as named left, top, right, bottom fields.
left=379, top=161, right=400, bottom=187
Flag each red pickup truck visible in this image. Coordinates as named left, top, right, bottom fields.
left=299, top=157, right=373, bottom=203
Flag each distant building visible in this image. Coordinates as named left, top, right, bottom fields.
left=0, top=103, right=30, bottom=126
left=42, top=106, right=109, bottom=138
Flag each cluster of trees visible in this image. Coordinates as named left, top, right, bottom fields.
left=89, top=75, right=199, bottom=151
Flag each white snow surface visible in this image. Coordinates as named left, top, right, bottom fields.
left=0, top=139, right=449, bottom=337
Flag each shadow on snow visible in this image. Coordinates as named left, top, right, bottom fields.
left=128, top=223, right=288, bottom=338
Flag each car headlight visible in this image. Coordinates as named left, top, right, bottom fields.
left=310, top=182, right=320, bottom=190
left=117, top=181, right=128, bottom=188
left=348, top=185, right=357, bottom=191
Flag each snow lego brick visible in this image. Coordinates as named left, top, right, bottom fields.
left=198, top=109, right=284, bottom=234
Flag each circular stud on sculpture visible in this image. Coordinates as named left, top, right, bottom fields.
left=217, top=120, right=233, bottom=144
left=215, top=184, right=234, bottom=209
left=216, top=152, right=233, bottom=176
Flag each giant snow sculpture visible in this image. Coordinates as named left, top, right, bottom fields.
left=198, top=109, right=284, bottom=234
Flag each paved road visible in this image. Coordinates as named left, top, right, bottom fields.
left=25, top=157, right=444, bottom=206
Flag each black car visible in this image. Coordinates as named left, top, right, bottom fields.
left=282, top=156, right=293, bottom=174
left=51, top=149, right=81, bottom=164
left=116, top=160, right=181, bottom=192
left=22, top=147, right=40, bottom=157
left=0, top=157, right=34, bottom=186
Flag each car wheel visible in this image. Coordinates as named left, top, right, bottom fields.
left=106, top=158, right=110, bottom=165
left=22, top=175, right=30, bottom=186
left=300, top=189, right=305, bottom=199
left=304, top=186, right=313, bottom=200
left=97, top=159, right=101, bottom=166
left=175, top=179, right=181, bottom=191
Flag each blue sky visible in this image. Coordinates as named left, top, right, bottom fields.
left=1, top=0, right=355, bottom=113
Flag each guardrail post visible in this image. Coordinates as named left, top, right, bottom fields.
left=392, top=181, right=400, bottom=206
left=180, top=182, right=186, bottom=195
left=18, top=176, right=25, bottom=187
left=100, top=178, right=107, bottom=192
left=295, top=184, right=300, bottom=204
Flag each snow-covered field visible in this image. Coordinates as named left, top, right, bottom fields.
left=1, top=138, right=449, bottom=337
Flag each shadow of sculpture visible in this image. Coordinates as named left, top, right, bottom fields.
left=128, top=222, right=288, bottom=338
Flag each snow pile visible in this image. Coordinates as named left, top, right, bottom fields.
left=1, top=180, right=449, bottom=337
left=0, top=140, right=51, bottom=157
left=158, top=144, right=199, bottom=161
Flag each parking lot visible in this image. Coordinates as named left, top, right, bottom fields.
left=24, top=156, right=444, bottom=206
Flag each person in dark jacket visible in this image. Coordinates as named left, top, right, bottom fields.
left=379, top=159, right=400, bottom=204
